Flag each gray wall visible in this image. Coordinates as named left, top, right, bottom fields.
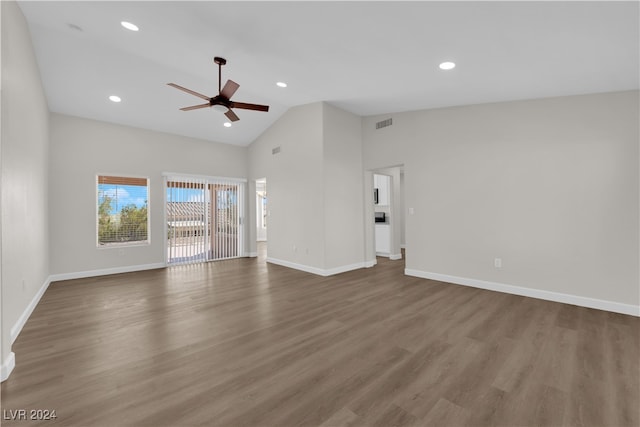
left=49, top=114, right=248, bottom=275
left=1, top=1, right=50, bottom=372
left=248, top=102, right=366, bottom=273
left=322, top=103, right=364, bottom=270
left=363, top=91, right=639, bottom=306
left=248, top=102, right=326, bottom=269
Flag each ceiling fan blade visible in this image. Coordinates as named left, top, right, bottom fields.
left=220, top=80, right=240, bottom=99
left=225, top=109, right=240, bottom=122
left=231, top=102, right=269, bottom=112
left=167, top=83, right=210, bottom=101
left=180, top=103, right=211, bottom=111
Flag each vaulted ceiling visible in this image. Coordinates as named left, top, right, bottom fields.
left=19, top=1, right=639, bottom=146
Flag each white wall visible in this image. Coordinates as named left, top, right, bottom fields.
left=49, top=113, right=247, bottom=276
left=322, top=103, right=364, bottom=270
left=248, top=102, right=326, bottom=269
left=399, top=170, right=405, bottom=247
left=1, top=0, right=50, bottom=378
left=256, top=179, right=267, bottom=242
left=1, top=0, right=4, bottom=379
left=363, top=91, right=639, bottom=310
left=248, top=102, right=366, bottom=274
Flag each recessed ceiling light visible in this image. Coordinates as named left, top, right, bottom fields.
left=121, top=21, right=139, bottom=32
left=439, top=61, right=456, bottom=70
left=109, top=95, right=121, bottom=103
left=223, top=122, right=232, bottom=128
left=276, top=82, right=287, bottom=88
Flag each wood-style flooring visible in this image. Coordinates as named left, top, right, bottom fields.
left=1, top=247, right=639, bottom=426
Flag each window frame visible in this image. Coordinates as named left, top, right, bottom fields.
left=96, top=174, right=151, bottom=248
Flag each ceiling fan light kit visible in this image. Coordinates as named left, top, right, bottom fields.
left=168, top=57, right=269, bottom=123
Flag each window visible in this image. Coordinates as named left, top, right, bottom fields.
left=97, top=175, right=149, bottom=246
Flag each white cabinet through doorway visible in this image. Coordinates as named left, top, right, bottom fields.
left=374, top=174, right=390, bottom=206
left=375, top=224, right=390, bottom=255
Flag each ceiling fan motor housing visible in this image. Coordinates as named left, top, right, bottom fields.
left=211, top=95, right=230, bottom=108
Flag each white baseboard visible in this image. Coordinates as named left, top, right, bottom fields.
left=11, top=276, right=52, bottom=343
left=375, top=252, right=402, bottom=260
left=266, top=257, right=367, bottom=277
left=245, top=252, right=258, bottom=258
left=364, top=259, right=377, bottom=268
left=49, top=263, right=166, bottom=283
left=324, top=262, right=369, bottom=276
left=267, top=258, right=325, bottom=275
left=1, top=352, right=15, bottom=382
left=405, top=269, right=640, bottom=317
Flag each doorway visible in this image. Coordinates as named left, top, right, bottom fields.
left=165, top=174, right=245, bottom=265
left=369, top=165, right=405, bottom=265
left=255, top=178, right=267, bottom=259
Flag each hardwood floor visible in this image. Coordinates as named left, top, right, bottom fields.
left=1, top=248, right=638, bottom=426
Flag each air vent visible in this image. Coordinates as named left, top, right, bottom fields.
left=375, top=118, right=393, bottom=129
left=272, top=146, right=281, bottom=155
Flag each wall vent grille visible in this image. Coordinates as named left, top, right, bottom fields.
left=375, top=118, right=393, bottom=129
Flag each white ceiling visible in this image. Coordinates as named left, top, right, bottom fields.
left=18, top=1, right=639, bottom=147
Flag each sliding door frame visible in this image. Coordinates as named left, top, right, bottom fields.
left=163, top=172, right=246, bottom=266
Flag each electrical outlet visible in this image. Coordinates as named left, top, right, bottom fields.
left=494, top=258, right=502, bottom=268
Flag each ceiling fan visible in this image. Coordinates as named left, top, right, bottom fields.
left=167, top=57, right=269, bottom=122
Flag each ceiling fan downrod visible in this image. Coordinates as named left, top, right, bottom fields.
left=214, top=57, right=226, bottom=95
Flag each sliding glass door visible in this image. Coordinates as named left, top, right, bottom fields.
left=165, top=175, right=244, bottom=265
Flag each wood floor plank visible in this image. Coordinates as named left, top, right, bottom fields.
left=318, top=407, right=360, bottom=427
left=442, top=337, right=514, bottom=409
left=392, top=337, right=485, bottom=420
left=533, top=385, right=567, bottom=427
left=463, top=385, right=508, bottom=427
left=1, top=246, right=638, bottom=427
left=369, top=403, right=418, bottom=427
left=601, top=321, right=640, bottom=426
left=266, top=346, right=411, bottom=427
left=345, top=339, right=450, bottom=420
left=422, top=397, right=469, bottom=427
